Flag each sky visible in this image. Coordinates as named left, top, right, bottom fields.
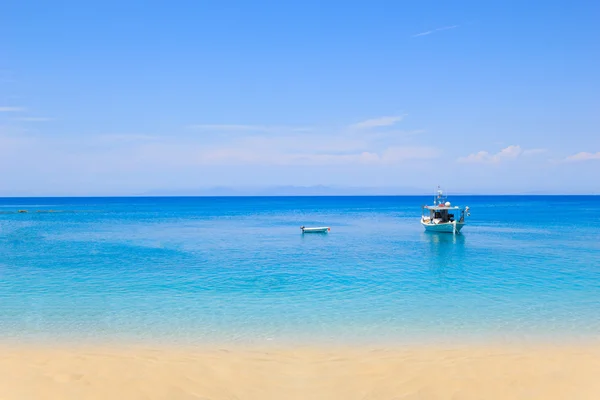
left=1, top=0, right=599, bottom=195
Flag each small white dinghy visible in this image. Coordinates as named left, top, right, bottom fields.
left=301, top=226, right=330, bottom=233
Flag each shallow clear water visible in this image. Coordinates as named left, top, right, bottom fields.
left=1, top=196, right=599, bottom=345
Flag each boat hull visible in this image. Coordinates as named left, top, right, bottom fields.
left=421, top=221, right=465, bottom=233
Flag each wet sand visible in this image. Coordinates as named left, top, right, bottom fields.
left=1, top=344, right=599, bottom=399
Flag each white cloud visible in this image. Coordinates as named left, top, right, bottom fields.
left=412, top=25, right=459, bottom=37
left=350, top=115, right=405, bottom=130
left=496, top=145, right=523, bottom=159
left=0, top=107, right=25, bottom=112
left=458, top=150, right=493, bottom=163
left=564, top=152, right=600, bottom=162
left=458, top=145, right=545, bottom=164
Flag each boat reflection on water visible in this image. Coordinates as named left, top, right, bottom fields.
left=422, top=231, right=467, bottom=279
left=424, top=231, right=466, bottom=246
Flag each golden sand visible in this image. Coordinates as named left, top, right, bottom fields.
left=1, top=344, right=599, bottom=399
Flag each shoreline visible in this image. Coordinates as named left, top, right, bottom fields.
left=2, top=330, right=598, bottom=349
left=2, top=342, right=599, bottom=399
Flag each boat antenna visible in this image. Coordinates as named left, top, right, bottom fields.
left=436, top=185, right=443, bottom=205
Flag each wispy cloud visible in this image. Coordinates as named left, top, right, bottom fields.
left=412, top=25, right=459, bottom=38
left=458, top=145, right=545, bottom=164
left=0, top=116, right=433, bottom=176
left=135, top=143, right=440, bottom=167
left=350, top=115, right=405, bottom=130
left=0, top=107, right=25, bottom=112
left=458, top=145, right=521, bottom=164
left=175, top=115, right=433, bottom=166
left=15, top=117, right=53, bottom=122
left=111, top=114, right=432, bottom=166
left=564, top=151, right=600, bottom=162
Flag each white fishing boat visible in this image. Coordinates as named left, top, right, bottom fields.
left=301, top=226, right=330, bottom=233
left=421, top=187, right=470, bottom=234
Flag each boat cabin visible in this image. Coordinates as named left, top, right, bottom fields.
left=422, top=205, right=465, bottom=224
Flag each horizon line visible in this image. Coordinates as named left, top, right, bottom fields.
left=0, top=193, right=598, bottom=198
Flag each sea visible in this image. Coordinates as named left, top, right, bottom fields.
left=1, top=196, right=599, bottom=346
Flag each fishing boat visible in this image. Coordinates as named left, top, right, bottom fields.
left=421, top=187, right=470, bottom=234
left=301, top=226, right=330, bottom=233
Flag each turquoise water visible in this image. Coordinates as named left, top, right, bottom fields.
left=1, top=196, right=599, bottom=345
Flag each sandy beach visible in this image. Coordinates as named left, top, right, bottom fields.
left=1, top=344, right=599, bottom=399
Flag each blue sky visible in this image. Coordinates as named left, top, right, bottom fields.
left=1, top=0, right=599, bottom=195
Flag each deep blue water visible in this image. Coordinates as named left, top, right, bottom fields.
left=1, top=196, right=599, bottom=345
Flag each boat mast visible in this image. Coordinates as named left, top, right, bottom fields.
left=436, top=185, right=443, bottom=206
